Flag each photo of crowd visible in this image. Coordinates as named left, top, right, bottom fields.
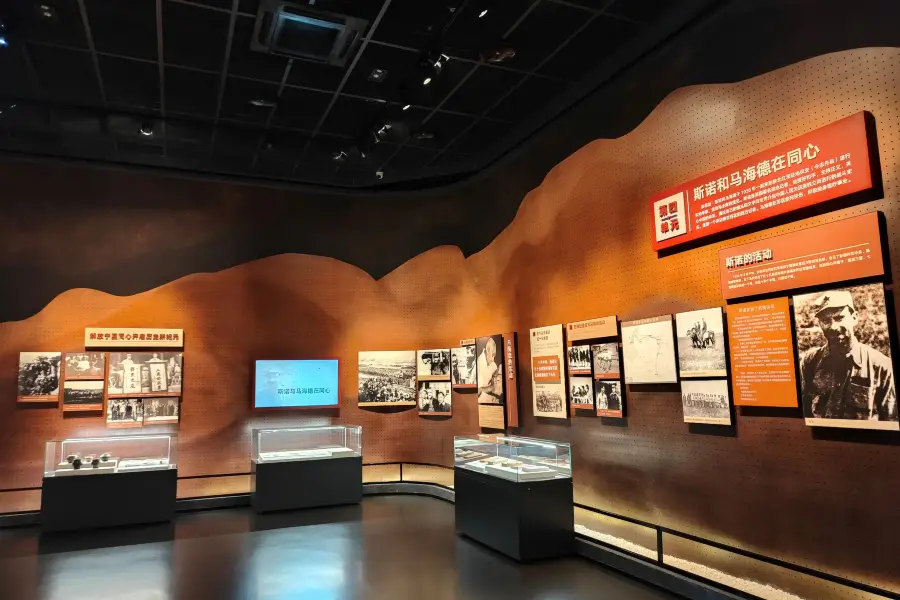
left=62, top=380, right=104, bottom=411
left=144, top=397, right=180, bottom=423
left=17, top=352, right=61, bottom=401
left=63, top=352, right=106, bottom=380
left=358, top=351, right=417, bottom=406
left=107, top=398, right=144, bottom=427
left=535, top=390, right=563, bottom=414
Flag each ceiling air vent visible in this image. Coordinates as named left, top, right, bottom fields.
left=251, top=0, right=368, bottom=67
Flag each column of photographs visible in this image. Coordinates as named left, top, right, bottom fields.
left=674, top=308, right=732, bottom=426
left=417, top=349, right=451, bottom=415
left=567, top=344, right=594, bottom=410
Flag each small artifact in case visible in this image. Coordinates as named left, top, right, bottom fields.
left=454, top=434, right=571, bottom=482
left=44, top=435, right=177, bottom=477
left=252, top=426, right=362, bottom=464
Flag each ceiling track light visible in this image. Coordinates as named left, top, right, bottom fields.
left=478, top=9, right=488, bottom=18
left=139, top=121, right=154, bottom=137
left=402, top=104, right=411, bottom=111
left=332, top=150, right=348, bottom=162
left=423, top=77, right=432, bottom=86
left=249, top=99, right=277, bottom=108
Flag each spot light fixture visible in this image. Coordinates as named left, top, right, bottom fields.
left=139, top=121, right=154, bottom=137
left=479, top=9, right=488, bottom=18
left=402, top=104, right=411, bottom=111
left=423, top=77, right=432, bottom=86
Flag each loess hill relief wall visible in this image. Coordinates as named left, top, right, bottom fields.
left=0, top=48, right=898, bottom=595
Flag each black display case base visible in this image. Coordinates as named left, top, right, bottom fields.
left=455, top=466, right=574, bottom=562
left=41, top=468, right=178, bottom=533
left=252, top=456, right=362, bottom=513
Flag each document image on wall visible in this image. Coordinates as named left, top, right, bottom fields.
left=529, top=324, right=567, bottom=419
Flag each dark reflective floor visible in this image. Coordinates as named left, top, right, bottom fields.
left=0, top=496, right=677, bottom=600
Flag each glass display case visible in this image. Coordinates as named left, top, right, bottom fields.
left=454, top=434, right=571, bottom=482
left=44, top=434, right=177, bottom=477
left=252, top=425, right=362, bottom=464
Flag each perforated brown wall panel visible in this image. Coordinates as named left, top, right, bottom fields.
left=0, top=47, right=897, bottom=594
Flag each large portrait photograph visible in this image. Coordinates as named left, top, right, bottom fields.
left=62, top=380, right=104, bottom=412
left=681, top=379, right=732, bottom=425
left=567, top=345, right=592, bottom=376
left=63, top=352, right=106, bottom=380
left=476, top=335, right=505, bottom=405
left=450, top=346, right=476, bottom=388
left=569, top=376, right=594, bottom=408
left=17, top=352, right=62, bottom=402
left=675, top=308, right=727, bottom=378
left=591, top=343, right=620, bottom=379
left=792, top=284, right=897, bottom=430
left=358, top=351, right=417, bottom=406
left=107, top=352, right=183, bottom=397
left=417, top=349, right=450, bottom=381
left=595, top=380, right=623, bottom=418
left=418, top=381, right=452, bottom=415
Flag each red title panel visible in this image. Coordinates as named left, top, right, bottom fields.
left=649, top=112, right=874, bottom=251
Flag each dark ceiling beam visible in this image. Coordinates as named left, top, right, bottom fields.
left=156, top=0, right=167, bottom=155
left=249, top=60, right=295, bottom=170
left=209, top=0, right=241, bottom=153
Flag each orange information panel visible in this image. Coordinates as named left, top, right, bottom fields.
left=532, top=356, right=561, bottom=382
left=566, top=315, right=617, bottom=343
left=727, top=298, right=798, bottom=407
left=718, top=213, right=884, bottom=300
left=650, top=112, right=875, bottom=251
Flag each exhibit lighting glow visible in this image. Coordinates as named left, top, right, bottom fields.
left=479, top=9, right=488, bottom=18
left=0, top=37, right=7, bottom=47
left=423, top=77, right=432, bottom=85
left=402, top=104, right=410, bottom=111
left=496, top=435, right=557, bottom=450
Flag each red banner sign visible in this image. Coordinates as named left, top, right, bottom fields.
left=650, top=112, right=875, bottom=251
left=718, top=213, right=884, bottom=300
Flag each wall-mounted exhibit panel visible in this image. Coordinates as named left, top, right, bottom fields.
left=529, top=325, right=567, bottom=419
left=357, top=351, right=417, bottom=406
left=621, top=316, right=678, bottom=385
left=674, top=308, right=728, bottom=379
left=681, top=379, right=732, bottom=426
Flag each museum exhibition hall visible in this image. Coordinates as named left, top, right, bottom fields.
left=1, top=0, right=899, bottom=599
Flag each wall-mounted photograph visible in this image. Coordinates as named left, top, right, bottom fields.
left=107, top=398, right=144, bottom=428
left=358, top=351, right=417, bottom=406
left=476, top=334, right=505, bottom=405
left=569, top=376, right=594, bottom=408
left=681, top=379, right=732, bottom=425
left=595, top=380, right=623, bottom=418
left=62, top=380, right=104, bottom=412
left=418, top=381, right=452, bottom=415
left=792, top=283, right=897, bottom=430
left=417, top=349, right=450, bottom=381
left=107, top=352, right=183, bottom=397
left=621, top=316, right=678, bottom=384
left=17, top=352, right=62, bottom=402
left=144, top=397, right=180, bottom=424
left=63, top=352, right=106, bottom=380
left=591, top=343, right=620, bottom=379
left=567, top=345, right=592, bottom=376
left=675, top=307, right=727, bottom=378
left=450, top=346, right=476, bottom=388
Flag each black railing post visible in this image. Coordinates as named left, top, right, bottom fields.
left=657, top=528, right=664, bottom=564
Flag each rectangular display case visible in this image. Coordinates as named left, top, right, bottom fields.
left=44, top=434, right=177, bottom=476
left=41, top=434, right=178, bottom=532
left=251, top=425, right=363, bottom=513
left=454, top=434, right=571, bottom=482
left=454, top=434, right=574, bottom=561
left=251, top=425, right=361, bottom=463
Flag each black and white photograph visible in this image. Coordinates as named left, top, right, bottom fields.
left=792, top=283, right=897, bottom=430
left=17, top=351, right=62, bottom=402
left=144, top=397, right=180, bottom=424
left=569, top=376, right=594, bottom=408
left=535, top=390, right=563, bottom=414
left=63, top=352, right=106, bottom=380
left=107, top=398, right=144, bottom=428
left=476, top=334, right=505, bottom=405
left=358, top=351, right=417, bottom=406
left=595, top=381, right=623, bottom=418
left=107, top=352, right=183, bottom=397
left=450, top=346, right=476, bottom=388
left=567, top=345, right=592, bottom=376
left=417, top=349, right=450, bottom=381
left=591, top=343, right=620, bottom=379
left=675, top=307, right=727, bottom=378
left=62, top=380, right=104, bottom=411
left=680, top=379, right=732, bottom=425
left=621, top=316, right=678, bottom=384
left=418, top=381, right=452, bottom=415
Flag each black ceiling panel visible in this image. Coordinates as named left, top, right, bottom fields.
left=228, top=15, right=290, bottom=83
left=27, top=44, right=102, bottom=106
left=166, top=119, right=215, bottom=146
left=448, top=118, right=514, bottom=154
left=306, top=0, right=385, bottom=21
left=188, top=0, right=234, bottom=10
left=21, top=0, right=89, bottom=49
left=213, top=122, right=262, bottom=170
left=219, top=77, right=280, bottom=123
left=385, top=144, right=438, bottom=170
left=163, top=0, right=230, bottom=72
left=165, top=66, right=220, bottom=117
left=538, top=14, right=642, bottom=80
left=441, top=0, right=533, bottom=60
left=239, top=0, right=261, bottom=15
left=0, top=45, right=37, bottom=99
left=441, top=66, right=523, bottom=116
left=488, top=75, right=561, bottom=121
left=100, top=55, right=160, bottom=110
left=607, top=0, right=678, bottom=23
left=372, top=0, right=455, bottom=49
left=342, top=43, right=420, bottom=101
left=502, top=1, right=589, bottom=71
left=85, top=0, right=158, bottom=61
left=286, top=58, right=345, bottom=91
left=560, top=0, right=617, bottom=9
left=319, top=96, right=386, bottom=137
left=271, top=87, right=332, bottom=130
left=403, top=57, right=473, bottom=109
left=409, top=111, right=473, bottom=149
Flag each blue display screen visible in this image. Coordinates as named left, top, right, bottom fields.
left=254, top=360, right=339, bottom=408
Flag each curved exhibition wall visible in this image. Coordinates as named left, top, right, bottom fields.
left=1, top=47, right=898, bottom=596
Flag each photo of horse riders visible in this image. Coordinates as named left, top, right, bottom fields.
left=675, top=307, right=727, bottom=378
left=567, top=345, right=592, bottom=375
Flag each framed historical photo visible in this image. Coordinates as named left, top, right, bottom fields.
left=144, top=397, right=180, bottom=424
left=675, top=307, right=728, bottom=378
left=567, top=345, right=592, bottom=376
left=418, top=381, right=452, bottom=415
left=106, top=398, right=144, bottom=428
left=681, top=379, right=732, bottom=425
left=792, top=283, right=898, bottom=430
left=62, top=380, right=104, bottom=412
left=595, top=380, right=624, bottom=418
left=107, top=352, right=183, bottom=398
left=621, top=315, right=678, bottom=384
left=476, top=334, right=506, bottom=405
left=591, top=343, right=620, bottom=379
left=569, top=376, right=594, bottom=409
left=63, top=352, right=106, bottom=380
left=417, top=349, right=451, bottom=381
left=450, top=346, right=476, bottom=389
left=358, top=351, right=417, bottom=406
left=17, top=352, right=62, bottom=403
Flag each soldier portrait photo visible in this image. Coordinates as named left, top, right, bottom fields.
left=792, top=283, right=897, bottom=430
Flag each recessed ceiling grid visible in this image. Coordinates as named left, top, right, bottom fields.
left=0, top=0, right=684, bottom=185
